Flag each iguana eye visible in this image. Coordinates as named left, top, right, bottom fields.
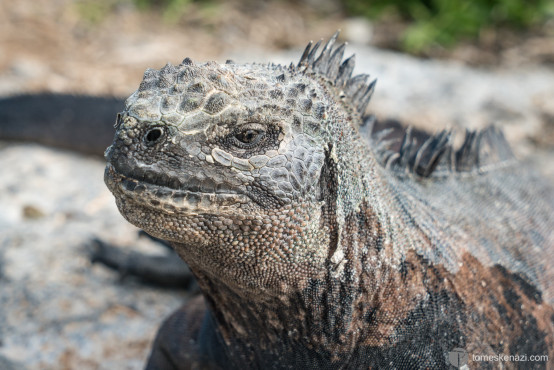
left=232, top=128, right=265, bottom=148
left=236, top=129, right=259, bottom=143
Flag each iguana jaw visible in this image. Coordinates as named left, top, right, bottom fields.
left=104, top=162, right=251, bottom=215
left=105, top=157, right=332, bottom=293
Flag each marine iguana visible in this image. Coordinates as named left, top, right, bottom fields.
left=104, top=32, right=554, bottom=369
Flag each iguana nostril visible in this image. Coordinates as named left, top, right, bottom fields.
left=145, top=128, right=163, bottom=143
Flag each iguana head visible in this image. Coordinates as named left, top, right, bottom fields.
left=104, top=32, right=376, bottom=293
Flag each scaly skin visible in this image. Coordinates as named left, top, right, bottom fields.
left=104, top=33, right=554, bottom=369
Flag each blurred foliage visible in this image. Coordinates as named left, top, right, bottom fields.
left=133, top=0, right=194, bottom=23
left=73, top=0, right=554, bottom=53
left=344, top=0, right=554, bottom=52
left=75, top=0, right=210, bottom=25
left=74, top=0, right=121, bottom=25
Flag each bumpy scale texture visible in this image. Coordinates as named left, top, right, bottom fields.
left=104, top=32, right=554, bottom=369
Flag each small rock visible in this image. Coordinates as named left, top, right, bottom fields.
left=22, top=204, right=45, bottom=219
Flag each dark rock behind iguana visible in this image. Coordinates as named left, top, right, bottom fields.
left=0, top=93, right=123, bottom=156
left=104, top=32, right=554, bottom=369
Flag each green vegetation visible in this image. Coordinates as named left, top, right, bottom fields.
left=73, top=0, right=554, bottom=53
left=74, top=0, right=200, bottom=25
left=133, top=0, right=193, bottom=23
left=345, top=0, right=554, bottom=52
left=74, top=0, right=121, bottom=25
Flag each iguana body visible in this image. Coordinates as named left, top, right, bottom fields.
left=104, top=33, right=554, bottom=368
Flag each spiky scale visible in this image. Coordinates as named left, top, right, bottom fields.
left=326, top=43, right=346, bottom=83
left=313, top=31, right=339, bottom=75
left=356, top=79, right=377, bottom=114
left=344, top=74, right=369, bottom=99
left=413, top=130, right=451, bottom=177
left=297, top=41, right=313, bottom=68
left=306, top=40, right=322, bottom=67
left=336, top=55, right=356, bottom=88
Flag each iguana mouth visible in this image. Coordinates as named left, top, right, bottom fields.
left=108, top=157, right=239, bottom=195
left=105, top=159, right=249, bottom=212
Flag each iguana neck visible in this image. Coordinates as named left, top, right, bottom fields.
left=183, top=250, right=379, bottom=368
left=170, top=183, right=434, bottom=368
